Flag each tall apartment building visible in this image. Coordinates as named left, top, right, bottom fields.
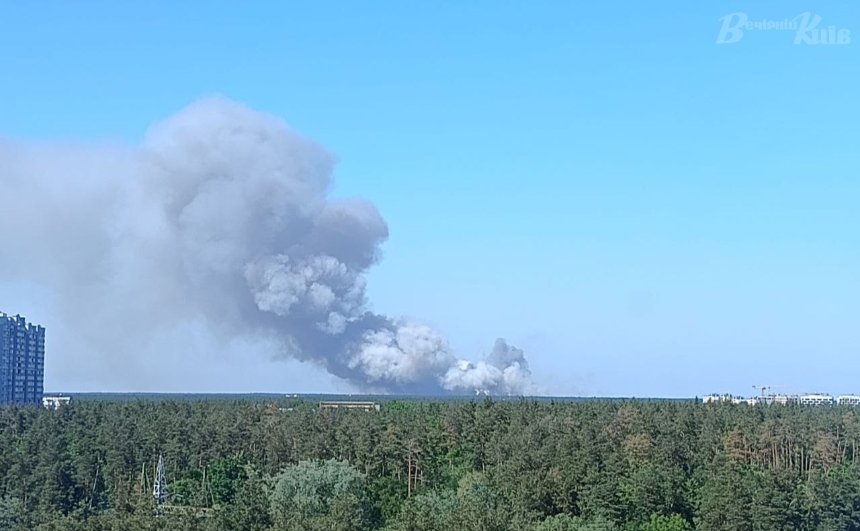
left=0, top=312, right=45, bottom=405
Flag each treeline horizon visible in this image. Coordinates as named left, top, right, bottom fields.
left=48, top=392, right=699, bottom=402
left=2, top=397, right=860, bottom=530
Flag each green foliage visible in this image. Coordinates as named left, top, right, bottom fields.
left=216, top=470, right=271, bottom=531
left=452, top=472, right=512, bottom=530
left=208, top=458, right=246, bottom=505
left=3, top=399, right=860, bottom=529
left=169, top=477, right=201, bottom=506
left=369, top=475, right=407, bottom=523
left=532, top=514, right=581, bottom=531
left=386, top=489, right=458, bottom=531
left=532, top=514, right=619, bottom=530
left=639, top=513, right=692, bottom=531
left=695, top=459, right=753, bottom=531
left=0, top=495, right=23, bottom=529
left=269, top=459, right=370, bottom=530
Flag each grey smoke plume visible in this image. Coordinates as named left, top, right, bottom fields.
left=0, top=97, right=533, bottom=394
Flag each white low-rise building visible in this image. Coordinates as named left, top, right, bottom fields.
left=837, top=395, right=860, bottom=406
left=799, top=394, right=833, bottom=406
left=42, top=395, right=71, bottom=410
left=770, top=395, right=796, bottom=405
left=699, top=392, right=860, bottom=407
left=702, top=394, right=760, bottom=405
left=702, top=394, right=733, bottom=404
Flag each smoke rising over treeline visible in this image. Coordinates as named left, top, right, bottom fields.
left=0, top=98, right=532, bottom=394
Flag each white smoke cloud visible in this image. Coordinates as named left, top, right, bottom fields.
left=350, top=323, right=454, bottom=385
left=0, top=97, right=534, bottom=395
left=444, top=339, right=532, bottom=395
left=244, top=254, right=366, bottom=334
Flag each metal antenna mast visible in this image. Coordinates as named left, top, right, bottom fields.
left=153, top=454, right=167, bottom=516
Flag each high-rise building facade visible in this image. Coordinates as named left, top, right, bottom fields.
left=0, top=312, right=45, bottom=405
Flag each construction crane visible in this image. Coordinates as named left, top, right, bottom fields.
left=752, top=385, right=772, bottom=398
left=753, top=385, right=785, bottom=403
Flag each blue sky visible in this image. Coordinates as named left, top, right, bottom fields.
left=1, top=2, right=858, bottom=396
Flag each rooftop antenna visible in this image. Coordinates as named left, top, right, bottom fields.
left=153, top=454, right=167, bottom=516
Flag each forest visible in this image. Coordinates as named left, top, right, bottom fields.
left=2, top=397, right=860, bottom=530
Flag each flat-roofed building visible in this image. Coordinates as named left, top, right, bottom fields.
left=731, top=397, right=758, bottom=406
left=770, top=395, right=796, bottom=405
left=42, top=396, right=71, bottom=410
left=319, top=400, right=381, bottom=412
left=799, top=394, right=833, bottom=406
left=702, top=394, right=733, bottom=404
left=838, top=395, right=860, bottom=406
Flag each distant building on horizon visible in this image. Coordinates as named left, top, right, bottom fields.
left=798, top=394, right=834, bottom=407
left=0, top=312, right=45, bottom=405
left=319, top=400, right=381, bottom=412
left=42, top=395, right=71, bottom=410
left=837, top=395, right=860, bottom=407
left=702, top=392, right=860, bottom=407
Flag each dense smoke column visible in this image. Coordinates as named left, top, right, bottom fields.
left=0, top=97, right=533, bottom=395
